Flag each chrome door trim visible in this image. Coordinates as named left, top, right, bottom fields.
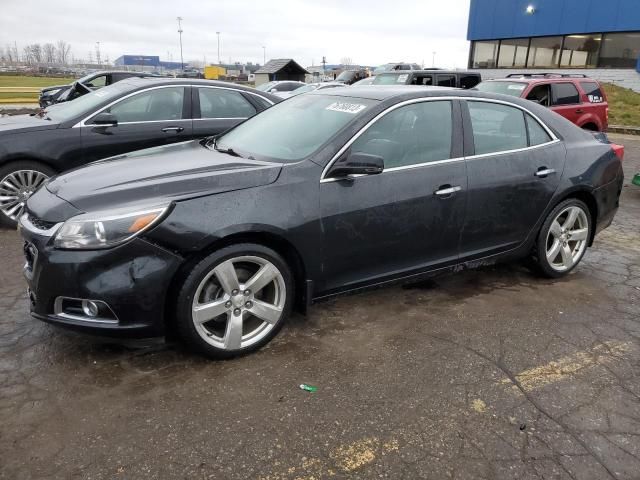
left=464, top=139, right=561, bottom=161
left=193, top=117, right=249, bottom=121
left=320, top=95, right=560, bottom=183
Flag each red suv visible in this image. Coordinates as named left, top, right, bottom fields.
left=475, top=74, right=608, bottom=131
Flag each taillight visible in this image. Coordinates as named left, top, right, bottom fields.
left=611, top=143, right=624, bottom=161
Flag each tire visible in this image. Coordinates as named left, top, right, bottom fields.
left=175, top=243, right=294, bottom=359
left=0, top=161, right=56, bottom=228
left=533, top=198, right=592, bottom=278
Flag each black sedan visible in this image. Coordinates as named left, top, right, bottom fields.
left=20, top=87, right=623, bottom=358
left=0, top=78, right=279, bottom=226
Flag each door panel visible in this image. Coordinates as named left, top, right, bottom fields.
left=319, top=99, right=466, bottom=293
left=461, top=100, right=566, bottom=259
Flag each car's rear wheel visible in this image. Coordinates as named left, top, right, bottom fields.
left=0, top=161, right=55, bottom=228
left=175, top=243, right=294, bottom=358
left=534, top=199, right=592, bottom=278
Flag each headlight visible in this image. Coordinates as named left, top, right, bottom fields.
left=43, top=89, right=61, bottom=96
left=54, top=205, right=169, bottom=250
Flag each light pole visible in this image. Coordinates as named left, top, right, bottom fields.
left=177, top=17, right=184, bottom=72
left=432, top=51, right=436, bottom=68
left=216, top=32, right=221, bottom=64
left=262, top=46, right=266, bottom=65
left=95, top=41, right=101, bottom=66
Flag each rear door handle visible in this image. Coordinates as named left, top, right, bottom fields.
left=161, top=126, right=184, bottom=133
left=435, top=185, right=462, bottom=197
left=535, top=168, right=556, bottom=178
left=575, top=109, right=584, bottom=114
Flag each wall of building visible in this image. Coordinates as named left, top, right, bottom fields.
left=472, top=68, right=640, bottom=93
left=468, top=0, right=640, bottom=41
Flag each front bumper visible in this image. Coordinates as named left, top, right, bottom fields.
left=19, top=217, right=183, bottom=338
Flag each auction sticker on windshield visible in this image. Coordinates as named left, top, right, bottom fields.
left=397, top=74, right=408, bottom=83
left=326, top=102, right=367, bottom=114
left=508, top=84, right=526, bottom=91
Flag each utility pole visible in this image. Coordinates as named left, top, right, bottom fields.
left=432, top=51, right=436, bottom=68
left=322, top=56, right=327, bottom=79
left=262, top=46, right=266, bottom=65
left=95, top=41, right=101, bottom=66
left=216, top=32, right=221, bottom=64
left=177, top=17, right=184, bottom=72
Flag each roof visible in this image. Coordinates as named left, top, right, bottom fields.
left=310, top=85, right=457, bottom=101
left=376, top=70, right=476, bottom=75
left=255, top=59, right=309, bottom=75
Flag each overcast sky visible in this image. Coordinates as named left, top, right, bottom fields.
left=1, top=0, right=472, bottom=68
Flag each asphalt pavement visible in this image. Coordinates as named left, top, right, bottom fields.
left=1, top=135, right=639, bottom=479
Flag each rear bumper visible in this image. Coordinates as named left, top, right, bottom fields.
left=19, top=222, right=183, bottom=338
left=593, top=171, right=624, bottom=238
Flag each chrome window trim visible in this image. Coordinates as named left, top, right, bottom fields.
left=73, top=84, right=191, bottom=128
left=193, top=117, right=249, bottom=121
left=320, top=95, right=559, bottom=183
left=196, top=85, right=275, bottom=105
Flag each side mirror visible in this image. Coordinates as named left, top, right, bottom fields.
left=91, top=112, right=118, bottom=126
left=328, top=152, right=384, bottom=179
left=270, top=88, right=278, bottom=93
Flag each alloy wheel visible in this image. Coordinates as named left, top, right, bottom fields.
left=191, top=256, right=286, bottom=351
left=545, top=205, right=589, bottom=272
left=0, top=170, right=49, bottom=221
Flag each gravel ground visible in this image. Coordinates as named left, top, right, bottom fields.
left=1, top=135, right=639, bottom=480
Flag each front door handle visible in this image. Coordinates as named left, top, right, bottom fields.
left=535, top=167, right=556, bottom=178
left=161, top=126, right=184, bottom=133
left=575, top=109, right=584, bottom=114
left=434, top=185, right=462, bottom=197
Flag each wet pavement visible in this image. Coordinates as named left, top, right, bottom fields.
left=1, top=135, right=640, bottom=480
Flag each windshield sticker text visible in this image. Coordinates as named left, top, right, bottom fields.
left=326, top=102, right=367, bottom=114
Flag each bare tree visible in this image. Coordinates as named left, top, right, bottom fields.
left=340, top=57, right=353, bottom=66
left=29, top=44, right=43, bottom=63
left=56, top=40, right=71, bottom=64
left=23, top=46, right=34, bottom=64
left=4, top=44, right=13, bottom=63
left=43, top=43, right=56, bottom=63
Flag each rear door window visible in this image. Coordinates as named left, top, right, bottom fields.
left=467, top=101, right=528, bottom=155
left=198, top=88, right=256, bottom=118
left=552, top=83, right=580, bottom=105
left=411, top=74, right=433, bottom=85
left=580, top=82, right=605, bottom=103
left=436, top=74, right=456, bottom=87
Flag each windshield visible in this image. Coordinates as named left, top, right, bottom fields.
left=215, top=94, right=377, bottom=162
left=373, top=64, right=393, bottom=75
left=474, top=81, right=527, bottom=97
left=44, top=81, right=131, bottom=122
left=372, top=73, right=408, bottom=85
left=290, top=84, right=317, bottom=95
left=256, top=81, right=276, bottom=92
left=336, top=71, right=356, bottom=81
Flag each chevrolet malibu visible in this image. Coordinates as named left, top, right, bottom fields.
left=19, top=87, right=623, bottom=358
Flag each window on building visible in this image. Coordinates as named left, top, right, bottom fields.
left=599, top=32, right=640, bottom=68
left=560, top=34, right=601, bottom=68
left=471, top=41, right=499, bottom=68
left=498, top=38, right=529, bottom=68
left=528, top=36, right=563, bottom=68
left=467, top=101, right=528, bottom=155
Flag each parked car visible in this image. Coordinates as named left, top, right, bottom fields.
left=352, top=76, right=376, bottom=86
left=255, top=81, right=306, bottom=96
left=373, top=63, right=422, bottom=74
left=0, top=78, right=279, bottom=226
left=474, top=74, right=609, bottom=131
left=39, top=70, right=153, bottom=108
left=20, top=86, right=623, bottom=358
left=279, top=82, right=346, bottom=98
left=373, top=70, right=481, bottom=89
left=335, top=70, right=368, bottom=85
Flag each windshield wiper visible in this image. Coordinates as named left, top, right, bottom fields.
left=212, top=137, right=243, bottom=158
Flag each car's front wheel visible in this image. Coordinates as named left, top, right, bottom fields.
left=175, top=243, right=294, bottom=358
left=534, top=198, right=592, bottom=278
left=0, top=161, right=55, bottom=228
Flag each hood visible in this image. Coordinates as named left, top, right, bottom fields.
left=0, top=114, right=60, bottom=133
left=46, top=140, right=283, bottom=212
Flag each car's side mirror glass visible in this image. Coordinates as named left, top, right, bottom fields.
left=91, top=112, right=118, bottom=126
left=270, top=88, right=278, bottom=93
left=327, top=152, right=384, bottom=180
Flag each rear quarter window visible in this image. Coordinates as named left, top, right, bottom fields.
left=580, top=82, right=605, bottom=103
